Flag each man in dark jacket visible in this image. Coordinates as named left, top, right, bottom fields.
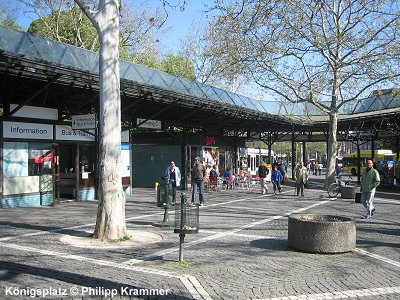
left=258, top=162, right=269, bottom=194
left=191, top=156, right=206, bottom=206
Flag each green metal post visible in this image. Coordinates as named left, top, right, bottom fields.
left=179, top=233, right=185, bottom=262
left=179, top=193, right=187, bottom=262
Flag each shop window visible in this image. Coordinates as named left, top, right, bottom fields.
left=80, top=145, right=95, bottom=172
left=3, top=142, right=53, bottom=177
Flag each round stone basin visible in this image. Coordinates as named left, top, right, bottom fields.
left=288, top=214, right=356, bottom=254
left=341, top=185, right=360, bottom=199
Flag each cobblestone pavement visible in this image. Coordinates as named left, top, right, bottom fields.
left=0, top=176, right=399, bottom=300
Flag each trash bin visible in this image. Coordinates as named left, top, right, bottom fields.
left=174, top=193, right=199, bottom=234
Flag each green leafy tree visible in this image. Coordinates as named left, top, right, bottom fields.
left=161, top=54, right=196, bottom=80
left=28, top=7, right=99, bottom=51
left=24, top=0, right=167, bottom=55
left=25, top=1, right=196, bottom=80
left=1, top=18, right=24, bottom=31
left=127, top=51, right=162, bottom=70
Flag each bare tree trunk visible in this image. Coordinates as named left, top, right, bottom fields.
left=75, top=0, right=127, bottom=241
left=326, top=113, right=338, bottom=189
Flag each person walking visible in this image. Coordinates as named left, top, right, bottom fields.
left=279, top=162, right=287, bottom=184
left=360, top=159, right=380, bottom=219
left=258, top=162, right=269, bottom=194
left=191, top=156, right=206, bottom=206
left=314, top=162, right=320, bottom=175
left=165, top=161, right=181, bottom=203
left=306, top=161, right=311, bottom=175
left=294, top=161, right=308, bottom=196
left=271, top=165, right=283, bottom=194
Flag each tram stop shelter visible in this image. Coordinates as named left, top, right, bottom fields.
left=0, top=25, right=400, bottom=208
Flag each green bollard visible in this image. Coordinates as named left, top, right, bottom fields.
left=153, top=182, right=173, bottom=227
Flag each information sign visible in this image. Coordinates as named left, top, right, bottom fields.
left=72, top=114, right=97, bottom=130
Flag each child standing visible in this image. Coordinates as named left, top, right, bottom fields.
left=271, top=165, right=283, bottom=194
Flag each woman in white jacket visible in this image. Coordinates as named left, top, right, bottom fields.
left=165, top=161, right=181, bottom=203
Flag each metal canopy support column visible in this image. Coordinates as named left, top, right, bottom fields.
left=357, top=140, right=361, bottom=184
left=269, top=133, right=273, bottom=164
left=0, top=123, right=3, bottom=208
left=234, top=133, right=239, bottom=174
left=326, top=139, right=329, bottom=164
left=181, top=129, right=187, bottom=191
left=291, top=129, right=296, bottom=179
left=371, top=137, right=375, bottom=162
left=75, top=144, right=80, bottom=201
left=302, top=141, right=306, bottom=163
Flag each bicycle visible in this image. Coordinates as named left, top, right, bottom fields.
left=327, top=175, right=353, bottom=198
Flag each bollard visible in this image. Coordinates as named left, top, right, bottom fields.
left=153, top=180, right=173, bottom=227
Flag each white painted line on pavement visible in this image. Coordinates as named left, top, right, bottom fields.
left=354, top=248, right=400, bottom=268
left=0, top=242, right=176, bottom=277
left=0, top=242, right=212, bottom=300
left=375, top=198, right=400, bottom=204
left=0, top=194, right=267, bottom=242
left=0, top=223, right=95, bottom=242
left=0, top=212, right=166, bottom=242
left=124, top=199, right=331, bottom=264
left=180, top=275, right=213, bottom=300
left=253, top=286, right=400, bottom=300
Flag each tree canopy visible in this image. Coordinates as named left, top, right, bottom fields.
left=206, top=0, right=400, bottom=107
left=194, top=0, right=400, bottom=185
left=162, top=54, right=196, bottom=80
left=24, top=0, right=196, bottom=81
left=28, top=7, right=99, bottom=51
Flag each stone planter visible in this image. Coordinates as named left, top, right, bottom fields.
left=288, top=214, right=356, bottom=254
left=340, top=185, right=360, bottom=199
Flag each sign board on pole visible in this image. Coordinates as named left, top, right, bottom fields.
left=137, top=118, right=162, bottom=130
left=72, top=114, right=97, bottom=130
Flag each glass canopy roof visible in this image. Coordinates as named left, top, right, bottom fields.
left=0, top=25, right=398, bottom=117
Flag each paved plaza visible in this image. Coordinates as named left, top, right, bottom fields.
left=0, top=176, right=399, bottom=300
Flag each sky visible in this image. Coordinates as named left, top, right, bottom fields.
left=149, top=0, right=211, bottom=54
left=5, top=0, right=211, bottom=55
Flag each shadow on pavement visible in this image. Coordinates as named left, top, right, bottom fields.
left=0, top=260, right=191, bottom=299
left=249, top=238, right=290, bottom=251
left=0, top=221, right=90, bottom=238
